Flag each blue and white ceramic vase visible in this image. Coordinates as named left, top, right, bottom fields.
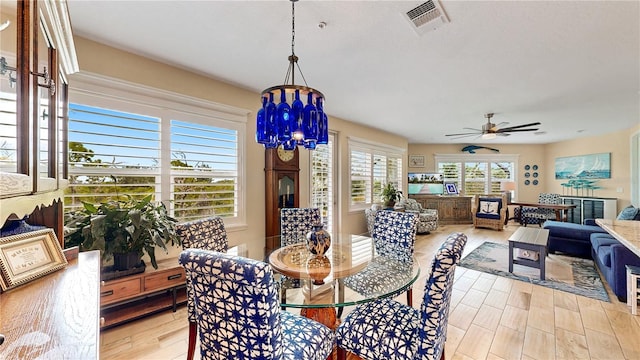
left=306, top=223, right=331, bottom=256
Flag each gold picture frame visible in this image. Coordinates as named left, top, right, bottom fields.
left=408, top=154, right=425, bottom=167
left=0, top=229, right=67, bottom=291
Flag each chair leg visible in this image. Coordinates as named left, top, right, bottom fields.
left=337, top=347, right=347, bottom=360
left=187, top=321, right=197, bottom=360
left=407, top=287, right=413, bottom=307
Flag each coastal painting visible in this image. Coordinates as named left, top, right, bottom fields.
left=555, top=153, right=611, bottom=179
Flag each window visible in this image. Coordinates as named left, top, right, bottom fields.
left=349, top=138, right=404, bottom=210
left=436, top=154, right=517, bottom=196
left=310, top=133, right=335, bottom=234
left=66, top=74, right=248, bottom=226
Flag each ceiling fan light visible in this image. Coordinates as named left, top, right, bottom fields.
left=482, top=133, right=497, bottom=140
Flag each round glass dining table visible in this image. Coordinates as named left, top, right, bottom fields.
left=267, top=233, right=420, bottom=330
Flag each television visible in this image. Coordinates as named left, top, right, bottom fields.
left=407, top=173, right=444, bottom=195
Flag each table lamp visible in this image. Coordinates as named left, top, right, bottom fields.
left=501, top=181, right=516, bottom=204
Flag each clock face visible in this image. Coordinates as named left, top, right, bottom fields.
left=277, top=147, right=295, bottom=162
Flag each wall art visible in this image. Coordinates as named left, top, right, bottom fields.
left=555, top=153, right=611, bottom=179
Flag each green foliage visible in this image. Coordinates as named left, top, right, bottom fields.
left=382, top=183, right=401, bottom=206
left=64, top=194, right=180, bottom=269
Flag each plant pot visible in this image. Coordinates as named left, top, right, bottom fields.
left=113, top=251, right=142, bottom=271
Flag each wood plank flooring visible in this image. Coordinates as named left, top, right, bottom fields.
left=100, top=224, right=640, bottom=360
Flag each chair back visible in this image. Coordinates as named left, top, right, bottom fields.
left=538, top=193, right=561, bottom=205
left=372, top=210, right=418, bottom=262
left=416, top=232, right=468, bottom=360
left=177, top=216, right=228, bottom=251
left=280, top=208, right=321, bottom=247
left=538, top=193, right=561, bottom=216
left=474, top=193, right=506, bottom=218
left=364, top=208, right=378, bottom=236
left=176, top=217, right=228, bottom=323
left=179, top=249, right=284, bottom=360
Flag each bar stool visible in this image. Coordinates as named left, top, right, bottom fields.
left=627, top=265, right=640, bottom=315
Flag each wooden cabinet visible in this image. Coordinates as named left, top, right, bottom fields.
left=409, top=194, right=473, bottom=224
left=0, top=0, right=78, bottom=243
left=100, top=258, right=187, bottom=328
left=560, top=196, right=617, bottom=224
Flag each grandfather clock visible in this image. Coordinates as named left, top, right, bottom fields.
left=265, top=146, right=300, bottom=254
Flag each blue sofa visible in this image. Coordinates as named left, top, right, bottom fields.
left=543, top=206, right=640, bottom=301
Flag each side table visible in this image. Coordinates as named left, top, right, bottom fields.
left=508, top=227, right=550, bottom=280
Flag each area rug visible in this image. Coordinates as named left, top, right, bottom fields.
left=459, top=242, right=610, bottom=302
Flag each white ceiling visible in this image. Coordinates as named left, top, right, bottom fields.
left=66, top=0, right=639, bottom=144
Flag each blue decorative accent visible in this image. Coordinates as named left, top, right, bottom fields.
left=461, top=145, right=500, bottom=154
left=306, top=223, right=331, bottom=256
left=336, top=232, right=468, bottom=360
left=179, top=249, right=335, bottom=360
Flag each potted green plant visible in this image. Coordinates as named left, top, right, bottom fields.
left=381, top=183, right=402, bottom=208
left=64, top=194, right=180, bottom=271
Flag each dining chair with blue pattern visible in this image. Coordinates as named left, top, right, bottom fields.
left=521, top=193, right=561, bottom=227
left=176, top=216, right=228, bottom=360
left=279, top=208, right=321, bottom=307
left=280, top=207, right=321, bottom=247
left=179, top=249, right=336, bottom=360
left=344, top=210, right=418, bottom=306
left=335, top=232, right=468, bottom=360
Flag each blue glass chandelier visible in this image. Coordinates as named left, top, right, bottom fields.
left=256, top=0, right=328, bottom=151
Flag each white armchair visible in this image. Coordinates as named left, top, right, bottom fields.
left=396, top=198, right=438, bottom=234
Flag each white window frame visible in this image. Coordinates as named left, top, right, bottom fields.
left=435, top=153, right=519, bottom=195
left=310, top=132, right=336, bottom=235
left=68, top=72, right=249, bottom=228
left=349, top=137, right=405, bottom=212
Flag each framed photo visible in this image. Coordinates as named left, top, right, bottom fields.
left=408, top=155, right=425, bottom=167
left=0, top=229, right=67, bottom=291
left=444, top=182, right=459, bottom=195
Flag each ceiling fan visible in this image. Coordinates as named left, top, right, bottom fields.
left=445, top=113, right=541, bottom=139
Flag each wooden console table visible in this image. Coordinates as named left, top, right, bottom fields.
left=100, top=257, right=187, bottom=329
left=595, top=219, right=640, bottom=258
left=408, top=195, right=472, bottom=224
left=0, top=251, right=100, bottom=359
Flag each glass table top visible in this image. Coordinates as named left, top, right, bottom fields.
left=267, top=234, right=420, bottom=308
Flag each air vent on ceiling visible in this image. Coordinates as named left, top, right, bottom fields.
left=403, top=0, right=449, bottom=35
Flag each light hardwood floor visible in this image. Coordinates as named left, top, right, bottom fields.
left=100, top=223, right=640, bottom=360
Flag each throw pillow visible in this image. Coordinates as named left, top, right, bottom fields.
left=617, top=205, right=638, bottom=220
left=479, top=201, right=499, bottom=215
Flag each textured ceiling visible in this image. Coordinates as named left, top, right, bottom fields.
left=67, top=0, right=640, bottom=144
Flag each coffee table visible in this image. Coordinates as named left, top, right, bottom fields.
left=508, top=227, right=550, bottom=280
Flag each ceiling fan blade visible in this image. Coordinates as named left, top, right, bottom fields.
left=497, top=133, right=511, bottom=136
left=497, top=122, right=541, bottom=131
left=496, top=128, right=539, bottom=133
left=462, top=127, right=482, bottom=131
left=448, top=134, right=480, bottom=140
left=445, top=132, right=480, bottom=137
